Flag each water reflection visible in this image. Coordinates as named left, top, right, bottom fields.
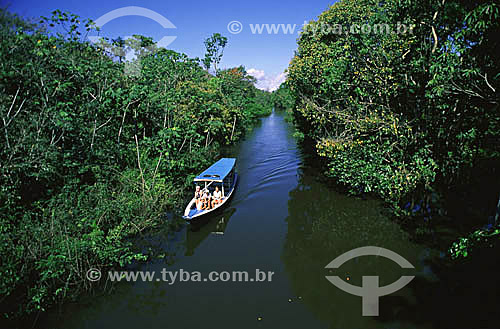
left=185, top=208, right=236, bottom=256
left=37, top=112, right=495, bottom=329
left=282, top=168, right=437, bottom=329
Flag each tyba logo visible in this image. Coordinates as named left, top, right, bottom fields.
left=325, top=246, right=415, bottom=316
left=88, top=6, right=177, bottom=48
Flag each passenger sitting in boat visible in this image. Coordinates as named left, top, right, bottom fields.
left=194, top=186, right=203, bottom=210
left=201, top=189, right=211, bottom=210
left=211, top=186, right=222, bottom=208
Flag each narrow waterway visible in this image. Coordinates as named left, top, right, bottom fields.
left=43, top=111, right=447, bottom=329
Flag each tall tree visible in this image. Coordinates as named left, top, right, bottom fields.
left=202, top=33, right=227, bottom=74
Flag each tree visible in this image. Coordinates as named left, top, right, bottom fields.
left=0, top=9, right=272, bottom=320
left=287, top=0, right=499, bottom=215
left=202, top=33, right=227, bottom=74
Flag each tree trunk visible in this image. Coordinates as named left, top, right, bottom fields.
left=230, top=116, right=236, bottom=141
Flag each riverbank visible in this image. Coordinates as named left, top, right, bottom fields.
left=34, top=111, right=500, bottom=329
left=0, top=9, right=272, bottom=322
left=285, top=0, right=500, bottom=257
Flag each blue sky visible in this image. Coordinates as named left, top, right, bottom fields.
left=6, top=0, right=337, bottom=90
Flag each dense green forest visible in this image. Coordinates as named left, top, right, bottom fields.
left=285, top=0, right=499, bottom=255
left=0, top=9, right=272, bottom=319
left=2, top=0, right=500, bottom=322
left=272, top=84, right=294, bottom=113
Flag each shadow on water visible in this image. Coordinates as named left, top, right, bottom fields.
left=280, top=150, right=500, bottom=329
left=37, top=111, right=499, bottom=329
left=382, top=248, right=500, bottom=329
left=185, top=207, right=236, bottom=256
left=281, top=166, right=438, bottom=329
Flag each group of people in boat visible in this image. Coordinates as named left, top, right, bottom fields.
left=194, top=185, right=223, bottom=210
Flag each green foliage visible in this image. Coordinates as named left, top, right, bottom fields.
left=286, top=0, right=500, bottom=259
left=0, top=9, right=269, bottom=319
left=271, top=83, right=294, bottom=112
left=449, top=225, right=500, bottom=260
left=202, top=33, right=227, bottom=74
left=287, top=0, right=499, bottom=215
left=247, top=88, right=274, bottom=118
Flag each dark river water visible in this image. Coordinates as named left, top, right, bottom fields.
left=42, top=111, right=487, bottom=329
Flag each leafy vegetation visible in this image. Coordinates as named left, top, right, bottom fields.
left=271, top=83, right=294, bottom=113
left=449, top=225, right=500, bottom=259
left=286, top=0, right=499, bottom=251
left=0, top=9, right=272, bottom=319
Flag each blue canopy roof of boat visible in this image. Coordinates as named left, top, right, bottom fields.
left=194, top=158, right=236, bottom=182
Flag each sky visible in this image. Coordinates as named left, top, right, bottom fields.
left=5, top=0, right=338, bottom=91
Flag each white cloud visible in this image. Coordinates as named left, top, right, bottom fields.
left=247, top=68, right=286, bottom=92
left=247, top=68, right=265, bottom=80
left=266, top=72, right=287, bottom=92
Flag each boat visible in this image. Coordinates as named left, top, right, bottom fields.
left=183, top=158, right=238, bottom=221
